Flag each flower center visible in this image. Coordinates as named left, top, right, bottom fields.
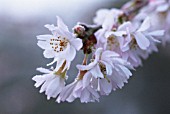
left=50, top=36, right=69, bottom=53
left=107, top=35, right=119, bottom=50
left=130, top=35, right=138, bottom=49
left=99, top=62, right=110, bottom=82
left=54, top=61, right=67, bottom=79
left=99, top=62, right=106, bottom=75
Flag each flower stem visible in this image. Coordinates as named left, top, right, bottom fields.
left=82, top=54, right=88, bottom=65
left=55, top=61, right=67, bottom=76
left=78, top=54, right=89, bottom=80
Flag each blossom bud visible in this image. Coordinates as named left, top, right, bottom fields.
left=73, top=25, right=86, bottom=37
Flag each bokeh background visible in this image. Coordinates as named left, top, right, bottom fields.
left=0, top=0, right=170, bottom=114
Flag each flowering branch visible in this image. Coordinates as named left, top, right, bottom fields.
left=32, top=0, right=170, bottom=103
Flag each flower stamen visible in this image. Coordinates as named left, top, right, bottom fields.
left=50, top=36, right=68, bottom=53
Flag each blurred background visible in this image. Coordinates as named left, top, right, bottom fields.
left=0, top=0, right=170, bottom=114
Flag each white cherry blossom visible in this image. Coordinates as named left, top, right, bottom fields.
left=94, top=8, right=124, bottom=49
left=37, top=16, right=83, bottom=70
left=135, top=0, right=170, bottom=45
left=57, top=72, right=100, bottom=103
left=32, top=67, right=67, bottom=100
left=77, top=48, right=132, bottom=95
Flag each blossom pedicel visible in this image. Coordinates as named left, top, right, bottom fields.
left=32, top=0, right=169, bottom=103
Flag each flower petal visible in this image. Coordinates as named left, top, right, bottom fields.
left=37, top=41, right=51, bottom=50
left=101, top=50, right=119, bottom=59
left=134, top=32, right=150, bottom=50
left=32, top=75, right=45, bottom=88
left=44, top=24, right=56, bottom=32
left=70, top=38, right=83, bottom=50
left=77, top=61, right=97, bottom=71
left=36, top=67, right=51, bottom=74
left=83, top=72, right=92, bottom=89
left=100, top=79, right=112, bottom=95
left=80, top=89, right=90, bottom=103
left=87, top=86, right=100, bottom=101
left=43, top=50, right=55, bottom=59
left=57, top=16, right=69, bottom=31
left=45, top=77, right=64, bottom=100
left=58, top=81, right=76, bottom=102
left=53, top=58, right=65, bottom=71
left=137, top=17, right=150, bottom=32
left=156, top=4, right=169, bottom=12
left=39, top=74, right=55, bottom=93
left=66, top=45, right=76, bottom=61
left=95, top=48, right=103, bottom=61
left=90, top=65, right=104, bottom=78
left=148, top=30, right=165, bottom=36
left=118, top=65, right=132, bottom=78
left=37, top=35, right=52, bottom=41
left=93, top=9, right=110, bottom=25
left=118, top=21, right=133, bottom=31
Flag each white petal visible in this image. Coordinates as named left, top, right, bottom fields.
left=45, top=77, right=64, bottom=100
left=77, top=61, right=98, bottom=71
left=121, top=44, right=130, bottom=52
left=54, top=58, right=65, bottom=71
left=87, top=86, right=100, bottom=100
left=70, top=38, right=83, bottom=50
left=148, top=36, right=161, bottom=43
left=118, top=21, right=133, bottom=31
left=100, top=79, right=112, bottom=95
left=66, top=45, right=76, bottom=61
left=90, top=65, right=104, bottom=78
left=105, top=31, right=126, bottom=38
left=59, top=81, right=76, bottom=102
left=101, top=50, right=119, bottom=59
left=118, top=65, right=132, bottom=78
left=44, top=24, right=56, bottom=31
left=137, top=17, right=150, bottom=32
left=93, top=9, right=109, bottom=25
left=47, top=58, right=58, bottom=66
left=111, top=58, right=127, bottom=65
left=102, top=9, right=123, bottom=30
left=83, top=72, right=92, bottom=89
left=36, top=67, right=51, bottom=74
left=148, top=30, right=165, bottom=36
left=91, top=77, right=98, bottom=90
left=134, top=32, right=150, bottom=50
left=43, top=50, right=55, bottom=59
left=37, top=35, right=52, bottom=41
left=39, top=74, right=55, bottom=93
left=37, top=41, right=51, bottom=50
left=102, top=11, right=115, bottom=30
left=109, top=72, right=125, bottom=89
left=77, top=48, right=103, bottom=71
left=95, top=29, right=106, bottom=43
left=72, top=81, right=82, bottom=98
left=52, top=80, right=65, bottom=98
left=32, top=75, right=45, bottom=88
left=95, top=48, right=103, bottom=61
left=56, top=16, right=69, bottom=31
left=156, top=4, right=169, bottom=12
left=65, top=93, right=76, bottom=103
left=80, top=89, right=90, bottom=103
left=63, top=61, right=71, bottom=71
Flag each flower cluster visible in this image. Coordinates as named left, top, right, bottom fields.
left=32, top=0, right=169, bottom=103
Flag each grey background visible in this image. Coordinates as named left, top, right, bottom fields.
left=0, top=0, right=170, bottom=114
